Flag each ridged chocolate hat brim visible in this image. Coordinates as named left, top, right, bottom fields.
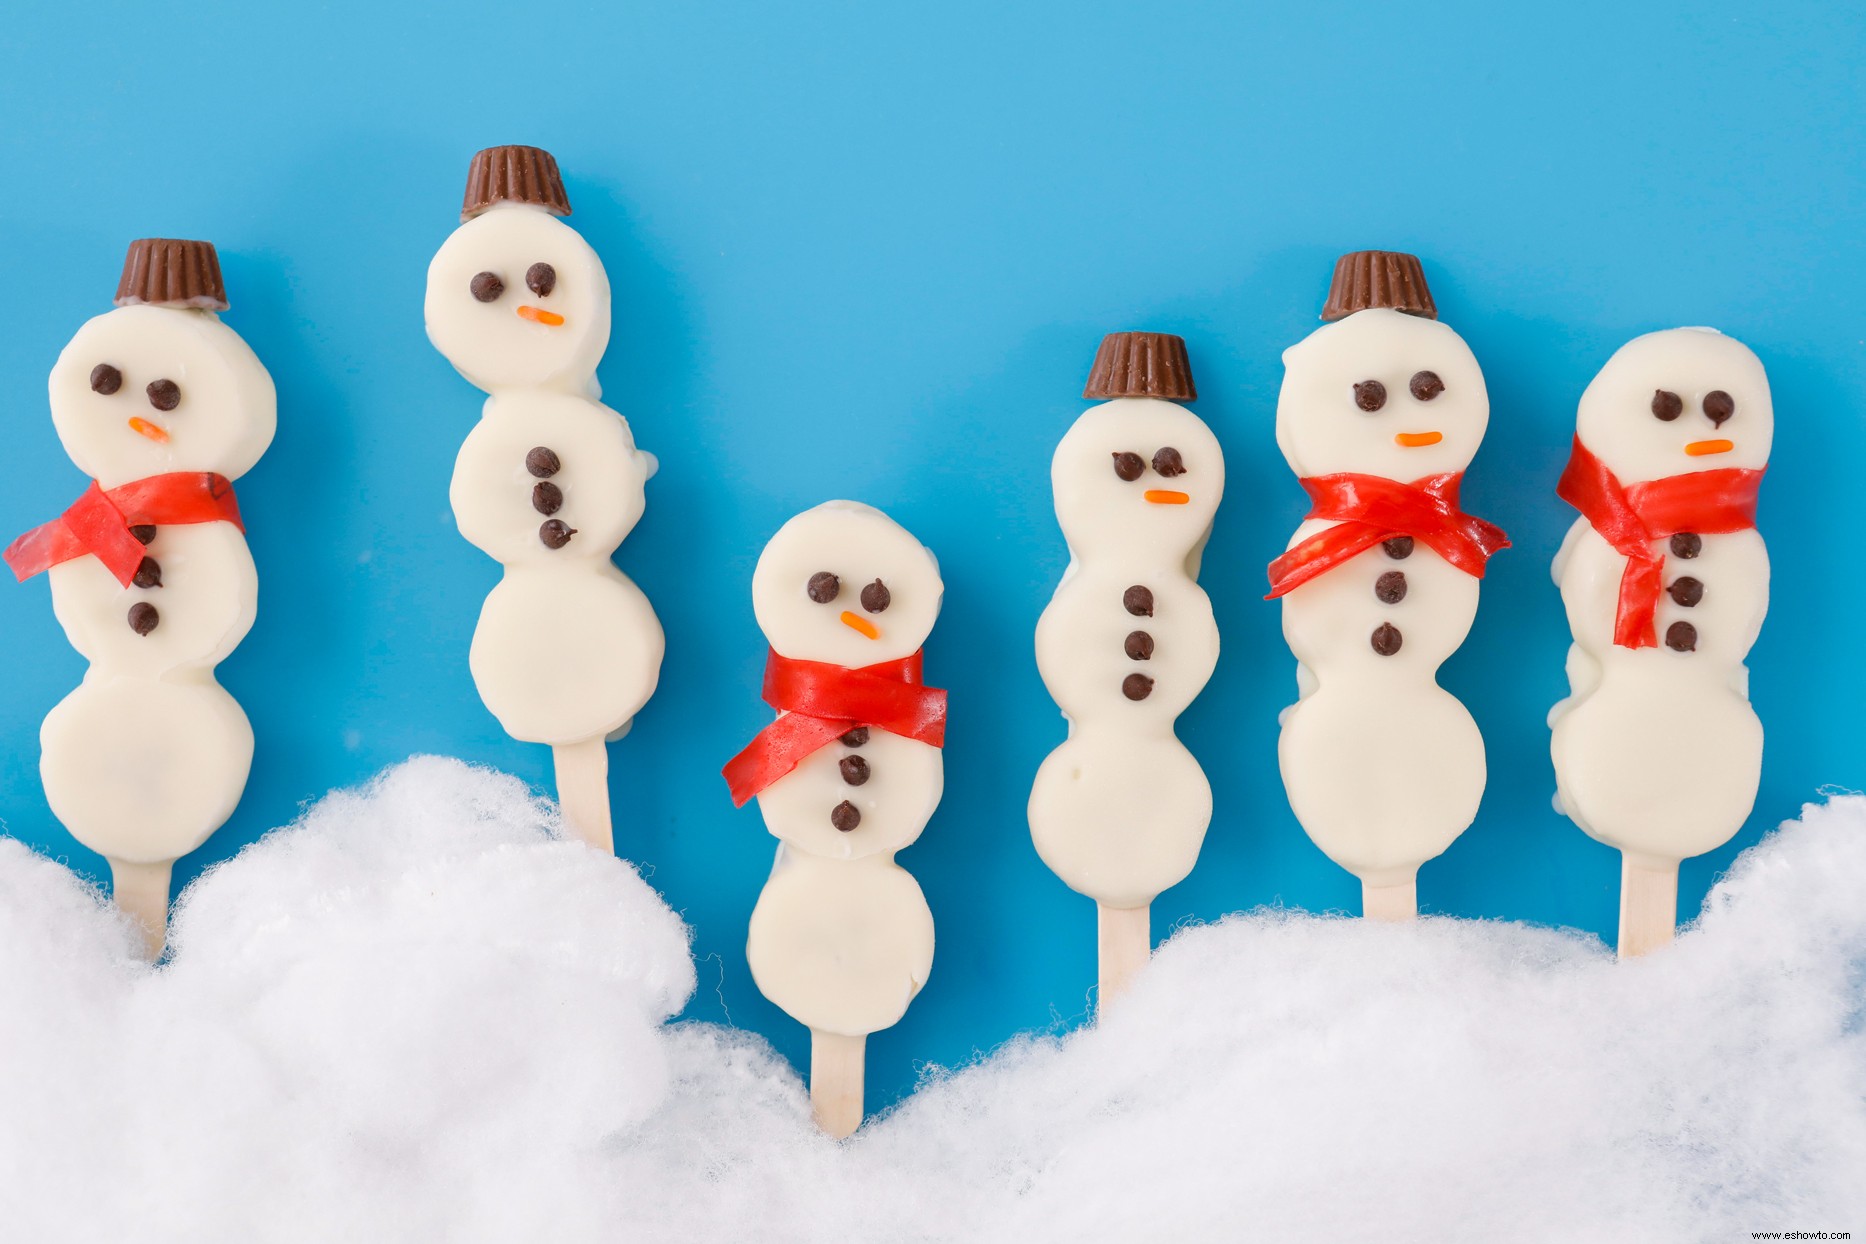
left=1321, top=251, right=1437, bottom=321
left=114, top=238, right=229, bottom=311
left=1083, top=332, right=1197, bottom=402
left=462, top=145, right=572, bottom=221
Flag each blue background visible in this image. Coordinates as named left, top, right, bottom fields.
left=1, top=1, right=1861, bottom=1111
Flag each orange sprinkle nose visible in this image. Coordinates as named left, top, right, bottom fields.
left=1394, top=431, right=1443, bottom=448
left=127, top=416, right=169, bottom=443
left=1144, top=490, right=1190, bottom=505
left=516, top=305, right=565, bottom=326
left=1686, top=439, right=1734, bottom=456
left=840, top=610, right=880, bottom=640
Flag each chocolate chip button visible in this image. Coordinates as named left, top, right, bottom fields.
left=1666, top=621, right=1698, bottom=652
left=532, top=481, right=563, bottom=515
left=839, top=756, right=870, bottom=786
left=129, top=524, right=156, bottom=546
left=127, top=602, right=159, bottom=635
left=525, top=446, right=561, bottom=478
left=1671, top=532, right=1702, bottom=559
left=1124, top=630, right=1154, bottom=660
left=830, top=801, right=861, bottom=832
left=1668, top=576, right=1704, bottom=607
left=840, top=726, right=870, bottom=748
left=1382, top=536, right=1414, bottom=560
left=539, top=519, right=576, bottom=549
left=1123, top=585, right=1154, bottom=617
left=1375, top=571, right=1407, bottom=604
left=1122, top=673, right=1154, bottom=701
left=1112, top=452, right=1145, bottom=482
left=1371, top=623, right=1403, bottom=656
left=132, top=557, right=162, bottom=589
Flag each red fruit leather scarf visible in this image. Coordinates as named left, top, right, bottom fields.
left=6, top=473, right=243, bottom=587
left=1264, top=471, right=1509, bottom=599
left=723, top=648, right=946, bottom=806
left=1555, top=436, right=1762, bottom=649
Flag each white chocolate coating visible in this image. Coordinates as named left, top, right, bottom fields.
left=1274, top=309, right=1491, bottom=888
left=36, top=304, right=274, bottom=865
left=427, top=202, right=664, bottom=748
left=744, top=502, right=942, bottom=1035
left=1029, top=398, right=1224, bottom=910
left=1551, top=328, right=1771, bottom=867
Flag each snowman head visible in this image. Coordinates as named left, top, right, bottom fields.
left=752, top=501, right=943, bottom=668
left=1276, top=309, right=1489, bottom=481
left=1051, top=332, right=1224, bottom=557
left=48, top=240, right=276, bottom=489
left=425, top=146, right=610, bottom=395
left=1576, top=327, right=1772, bottom=483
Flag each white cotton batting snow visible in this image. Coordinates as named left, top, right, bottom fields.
left=0, top=758, right=1861, bottom=1242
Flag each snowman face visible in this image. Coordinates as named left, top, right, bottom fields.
left=1576, top=327, right=1772, bottom=482
left=425, top=205, right=610, bottom=394
left=752, top=501, right=942, bottom=668
left=48, top=304, right=277, bottom=489
left=1276, top=309, right=1489, bottom=481
left=1051, top=399, right=1224, bottom=556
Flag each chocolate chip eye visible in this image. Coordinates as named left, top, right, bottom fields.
left=1651, top=389, right=1683, bottom=421
left=1111, top=452, right=1145, bottom=481
left=526, top=262, right=557, bottom=298
left=806, top=572, right=840, bottom=604
left=90, top=363, right=123, bottom=395
left=1151, top=447, right=1185, bottom=477
left=1409, top=371, right=1444, bottom=401
left=1353, top=380, right=1387, bottom=412
left=1703, top=390, right=1735, bottom=427
left=470, top=271, right=504, bottom=302
left=146, top=379, right=180, bottom=412
left=860, top=579, right=891, bottom=613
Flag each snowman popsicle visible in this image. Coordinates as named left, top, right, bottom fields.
left=723, top=502, right=946, bottom=1138
left=5, top=239, right=275, bottom=957
left=425, top=146, right=664, bottom=853
left=1550, top=328, right=1770, bottom=957
left=1029, top=332, right=1223, bottom=1009
left=1268, top=252, right=1509, bottom=920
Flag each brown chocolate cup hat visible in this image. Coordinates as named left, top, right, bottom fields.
left=113, top=239, right=229, bottom=311
left=461, top=145, right=572, bottom=222
left=1083, top=331, right=1197, bottom=402
left=1320, top=250, right=1438, bottom=322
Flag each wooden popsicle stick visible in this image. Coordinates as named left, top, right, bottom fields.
left=1362, top=878, right=1418, bottom=922
left=1617, top=854, right=1678, bottom=958
left=552, top=737, right=613, bottom=854
left=108, top=857, right=171, bottom=960
left=809, top=1029, right=865, bottom=1139
left=1097, top=902, right=1151, bottom=1013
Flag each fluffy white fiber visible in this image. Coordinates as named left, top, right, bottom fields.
left=1, top=758, right=1862, bottom=1241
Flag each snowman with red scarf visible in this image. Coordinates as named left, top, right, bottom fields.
left=723, top=500, right=946, bottom=1137
left=5, top=239, right=275, bottom=956
left=1269, top=252, right=1509, bottom=920
left=1551, top=327, right=1770, bottom=955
